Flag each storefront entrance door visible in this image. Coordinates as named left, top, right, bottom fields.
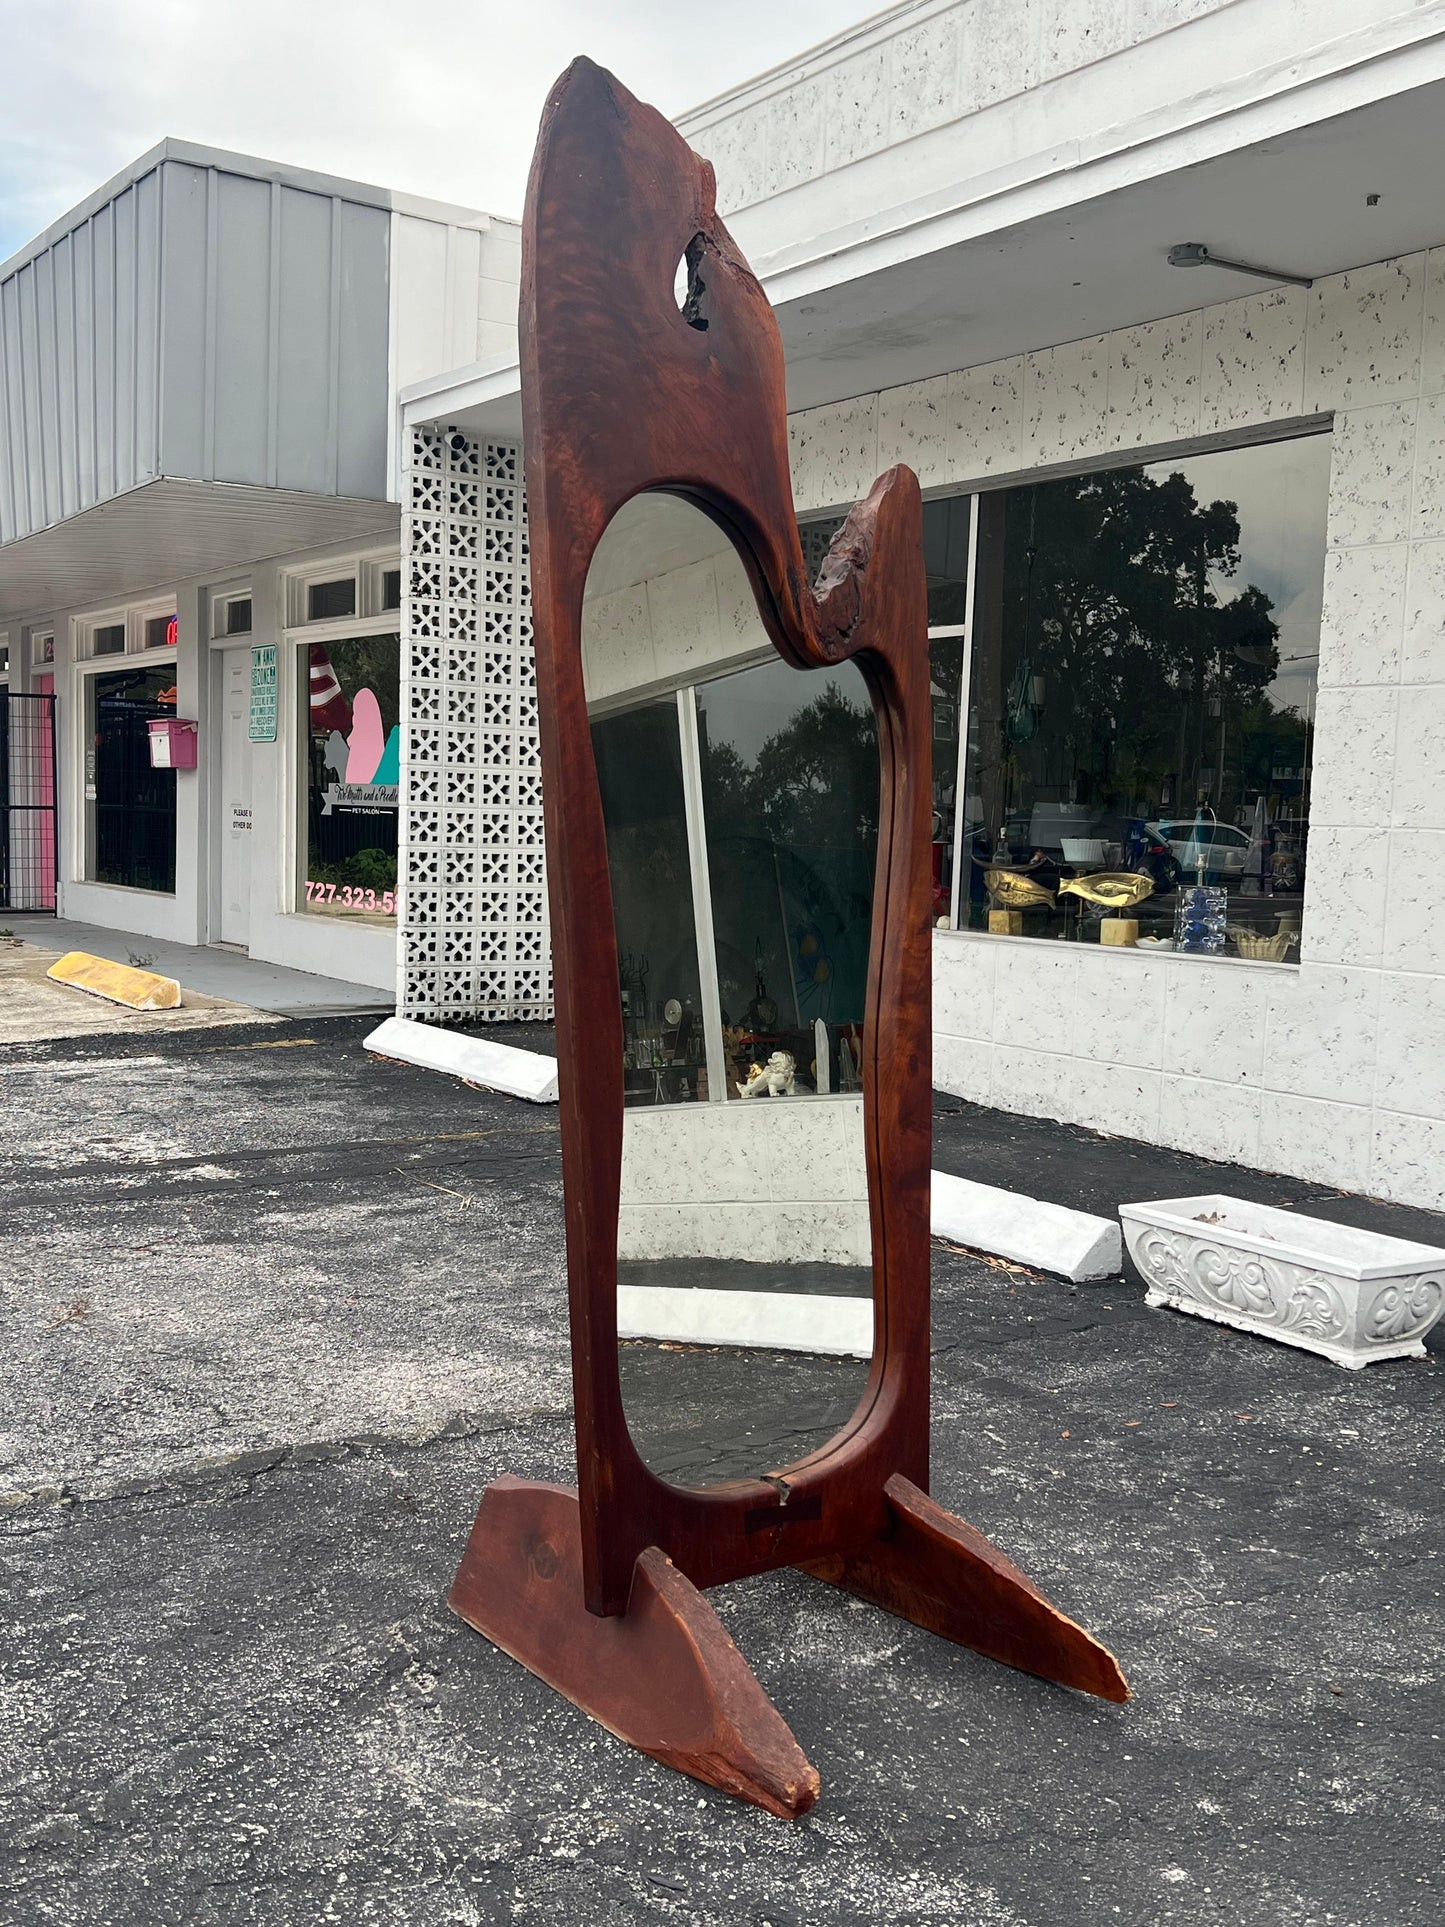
left=219, top=649, right=252, bottom=945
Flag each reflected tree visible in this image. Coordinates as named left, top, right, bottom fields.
left=999, top=466, right=1289, bottom=819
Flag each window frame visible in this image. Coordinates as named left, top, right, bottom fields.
left=211, top=584, right=254, bottom=641
left=286, top=547, right=401, bottom=630
left=75, top=595, right=178, bottom=661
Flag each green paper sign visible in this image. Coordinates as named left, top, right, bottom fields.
left=249, top=643, right=278, bottom=742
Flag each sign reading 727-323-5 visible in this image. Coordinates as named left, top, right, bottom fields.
left=249, top=644, right=278, bottom=742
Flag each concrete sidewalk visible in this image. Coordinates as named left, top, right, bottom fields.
left=1, top=913, right=390, bottom=1017
left=3, top=1016, right=1441, bottom=1926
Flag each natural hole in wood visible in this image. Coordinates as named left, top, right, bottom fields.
left=674, top=232, right=709, bottom=330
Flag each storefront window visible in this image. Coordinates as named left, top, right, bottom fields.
left=88, top=665, right=177, bottom=892
left=959, top=432, right=1329, bottom=958
left=300, top=633, right=400, bottom=921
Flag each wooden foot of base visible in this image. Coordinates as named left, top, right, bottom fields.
left=449, top=1476, right=820, bottom=1819
left=799, top=1474, right=1130, bottom=1704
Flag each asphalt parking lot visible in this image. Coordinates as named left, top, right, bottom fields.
left=2, top=1015, right=1441, bottom=1926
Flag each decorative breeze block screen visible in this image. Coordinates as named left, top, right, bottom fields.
left=400, top=426, right=552, bottom=1022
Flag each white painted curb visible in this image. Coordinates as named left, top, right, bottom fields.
left=364, top=1015, right=558, bottom=1103
left=931, top=1170, right=1121, bottom=1282
left=617, top=1284, right=872, bottom=1358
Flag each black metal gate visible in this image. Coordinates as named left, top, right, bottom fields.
left=0, top=691, right=59, bottom=912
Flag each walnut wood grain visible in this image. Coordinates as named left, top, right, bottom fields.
left=449, top=54, right=1129, bottom=1814
left=520, top=53, right=932, bottom=1620
left=800, top=1474, right=1131, bottom=1704
left=450, top=1477, right=819, bottom=1818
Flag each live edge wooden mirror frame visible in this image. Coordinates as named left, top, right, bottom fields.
left=449, top=57, right=1129, bottom=1818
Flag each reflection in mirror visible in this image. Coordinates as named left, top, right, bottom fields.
left=582, top=496, right=878, bottom=1488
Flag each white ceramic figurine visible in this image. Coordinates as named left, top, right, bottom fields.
left=736, top=1050, right=796, bottom=1099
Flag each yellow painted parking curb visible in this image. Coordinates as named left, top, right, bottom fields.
left=45, top=951, right=182, bottom=1011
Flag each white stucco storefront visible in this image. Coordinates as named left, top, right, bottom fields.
left=1, top=140, right=520, bottom=992
left=397, top=0, right=1445, bottom=1211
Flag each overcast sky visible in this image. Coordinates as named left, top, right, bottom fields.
left=0, top=0, right=848, bottom=259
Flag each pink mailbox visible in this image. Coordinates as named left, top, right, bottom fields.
left=148, top=718, right=198, bottom=770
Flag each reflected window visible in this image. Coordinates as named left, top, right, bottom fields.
left=697, top=658, right=876, bottom=1099
left=590, top=657, right=880, bottom=1109
left=593, top=703, right=706, bottom=1104
left=960, top=433, right=1329, bottom=957
left=803, top=499, right=971, bottom=924
left=299, top=634, right=400, bottom=920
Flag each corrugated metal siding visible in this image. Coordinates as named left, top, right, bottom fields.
left=0, top=156, right=391, bottom=547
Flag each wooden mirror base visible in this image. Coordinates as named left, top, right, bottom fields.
left=449, top=1474, right=1129, bottom=1819
left=449, top=1476, right=821, bottom=1820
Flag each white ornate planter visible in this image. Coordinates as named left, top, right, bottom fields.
left=1119, top=1195, right=1445, bottom=1369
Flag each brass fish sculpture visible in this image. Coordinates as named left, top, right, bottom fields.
left=984, top=867, right=1057, bottom=910
left=1057, top=871, right=1155, bottom=912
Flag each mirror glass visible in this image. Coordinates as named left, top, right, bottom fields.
left=583, top=495, right=879, bottom=1487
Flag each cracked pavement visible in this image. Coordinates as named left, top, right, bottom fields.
left=2, top=1015, right=1442, bottom=1925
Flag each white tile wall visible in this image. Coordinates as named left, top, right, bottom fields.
left=889, top=13, right=961, bottom=140
left=1404, top=538, right=1445, bottom=682
left=1317, top=544, right=1407, bottom=687
left=1423, top=247, right=1445, bottom=397
left=1022, top=335, right=1110, bottom=467
left=1200, top=286, right=1308, bottom=431
left=948, top=359, right=1025, bottom=483
left=1305, top=255, right=1425, bottom=413
left=618, top=1096, right=871, bottom=1265
left=581, top=545, right=771, bottom=701
left=878, top=376, right=950, bottom=482
left=790, top=397, right=881, bottom=516
left=1106, top=313, right=1202, bottom=450
left=1328, top=400, right=1417, bottom=548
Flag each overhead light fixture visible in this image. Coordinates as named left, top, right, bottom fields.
left=1167, top=242, right=1312, bottom=289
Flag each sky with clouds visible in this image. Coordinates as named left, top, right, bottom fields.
left=0, top=0, right=848, bottom=259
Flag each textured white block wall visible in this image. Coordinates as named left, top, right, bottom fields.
left=681, top=0, right=1241, bottom=217
left=582, top=542, right=770, bottom=705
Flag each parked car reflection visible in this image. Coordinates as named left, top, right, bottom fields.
left=1149, top=819, right=1252, bottom=878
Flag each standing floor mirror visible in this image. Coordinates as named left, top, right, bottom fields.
left=449, top=57, right=1128, bottom=1818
